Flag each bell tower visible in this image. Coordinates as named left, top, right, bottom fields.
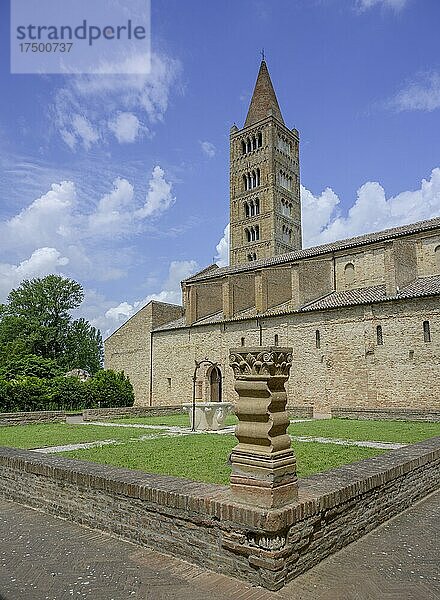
left=229, top=60, right=302, bottom=267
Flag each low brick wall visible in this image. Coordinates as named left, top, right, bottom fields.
left=287, top=405, right=313, bottom=419
left=0, top=411, right=66, bottom=427
left=332, top=407, right=440, bottom=422
left=0, top=438, right=438, bottom=590
left=82, top=405, right=184, bottom=421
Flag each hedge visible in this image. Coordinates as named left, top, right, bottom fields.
left=0, top=370, right=134, bottom=413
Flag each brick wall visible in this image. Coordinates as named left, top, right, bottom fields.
left=83, top=405, right=184, bottom=421
left=145, top=296, right=439, bottom=411
left=332, top=407, right=440, bottom=422
left=0, top=439, right=438, bottom=590
left=0, top=411, right=65, bottom=427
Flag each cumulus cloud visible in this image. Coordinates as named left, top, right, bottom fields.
left=200, top=141, right=216, bottom=158
left=2, top=181, right=76, bottom=251
left=356, top=0, right=408, bottom=10
left=108, top=112, right=145, bottom=143
left=388, top=72, right=440, bottom=112
left=0, top=165, right=177, bottom=299
left=302, top=167, right=440, bottom=247
left=54, top=52, right=181, bottom=150
left=88, top=177, right=135, bottom=235
left=135, top=166, right=175, bottom=219
left=215, top=224, right=230, bottom=267
left=213, top=168, right=440, bottom=258
left=0, top=248, right=69, bottom=302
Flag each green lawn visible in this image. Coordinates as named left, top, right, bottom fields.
left=288, top=419, right=440, bottom=444
left=113, top=414, right=238, bottom=427
left=0, top=423, right=165, bottom=449
left=60, top=434, right=384, bottom=484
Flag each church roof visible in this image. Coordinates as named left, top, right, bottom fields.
left=183, top=217, right=440, bottom=284
left=153, top=274, right=440, bottom=332
left=244, top=60, right=285, bottom=128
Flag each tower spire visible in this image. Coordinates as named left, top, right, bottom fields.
left=244, top=59, right=284, bottom=128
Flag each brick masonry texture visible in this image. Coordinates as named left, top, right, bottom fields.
left=83, top=405, right=184, bottom=421
left=332, top=407, right=440, bottom=422
left=0, top=411, right=66, bottom=427
left=0, top=438, right=438, bottom=591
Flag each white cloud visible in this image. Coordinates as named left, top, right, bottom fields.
left=88, top=177, right=135, bottom=235
left=357, top=0, right=408, bottom=10
left=55, top=52, right=181, bottom=150
left=215, top=224, right=230, bottom=267
left=109, top=112, right=145, bottom=143
left=213, top=168, right=440, bottom=258
left=302, top=167, right=440, bottom=247
left=135, top=165, right=175, bottom=219
left=71, top=114, right=100, bottom=150
left=0, top=248, right=69, bottom=302
left=200, top=141, right=216, bottom=158
left=3, top=181, right=76, bottom=251
left=389, top=72, right=440, bottom=112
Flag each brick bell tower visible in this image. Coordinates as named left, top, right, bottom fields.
left=229, top=60, right=302, bottom=267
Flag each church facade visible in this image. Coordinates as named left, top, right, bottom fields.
left=105, top=61, right=440, bottom=413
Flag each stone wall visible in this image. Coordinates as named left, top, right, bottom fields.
left=0, top=411, right=65, bottom=427
left=147, top=296, right=439, bottom=411
left=333, top=407, right=440, bottom=422
left=83, top=405, right=184, bottom=421
left=0, top=439, right=438, bottom=590
left=104, top=301, right=183, bottom=405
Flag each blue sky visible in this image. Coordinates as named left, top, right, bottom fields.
left=0, top=0, right=439, bottom=337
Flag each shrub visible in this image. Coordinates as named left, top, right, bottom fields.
left=47, top=376, right=89, bottom=411
left=86, top=370, right=134, bottom=408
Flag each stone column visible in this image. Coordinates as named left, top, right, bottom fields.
left=229, top=347, right=298, bottom=508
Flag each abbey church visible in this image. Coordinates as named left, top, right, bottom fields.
left=105, top=61, right=440, bottom=413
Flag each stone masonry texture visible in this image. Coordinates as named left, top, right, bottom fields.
left=0, top=438, right=439, bottom=591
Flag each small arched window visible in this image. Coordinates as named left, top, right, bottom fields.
left=241, top=337, right=245, bottom=346
left=245, top=228, right=251, bottom=243
left=258, top=132, right=262, bottom=147
left=255, top=198, right=260, bottom=215
left=376, top=325, right=383, bottom=346
left=274, top=334, right=279, bottom=347
left=423, top=321, right=431, bottom=343
left=344, top=263, right=355, bottom=287
left=244, top=202, right=249, bottom=218
left=241, top=140, right=246, bottom=155
left=315, top=330, right=321, bottom=349
left=255, top=225, right=260, bottom=241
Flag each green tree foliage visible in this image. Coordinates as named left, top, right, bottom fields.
left=0, top=370, right=134, bottom=412
left=0, top=275, right=103, bottom=374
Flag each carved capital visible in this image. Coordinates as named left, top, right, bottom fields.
left=229, top=346, right=293, bottom=379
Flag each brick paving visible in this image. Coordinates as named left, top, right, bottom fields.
left=0, top=491, right=438, bottom=600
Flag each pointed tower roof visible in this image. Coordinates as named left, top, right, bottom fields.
left=244, top=60, right=284, bottom=128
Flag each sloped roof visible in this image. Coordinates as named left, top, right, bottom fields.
left=154, top=275, right=440, bottom=332
left=244, top=60, right=285, bottom=127
left=183, top=217, right=440, bottom=284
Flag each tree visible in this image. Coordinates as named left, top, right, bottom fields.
left=0, top=275, right=102, bottom=373
left=63, top=318, right=103, bottom=374
left=5, top=275, right=84, bottom=360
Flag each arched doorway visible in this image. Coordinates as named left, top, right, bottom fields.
left=209, top=366, right=222, bottom=402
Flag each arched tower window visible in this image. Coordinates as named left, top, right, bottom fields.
left=255, top=225, right=260, bottom=241
left=241, top=140, right=246, bottom=155
left=344, top=263, right=355, bottom=287
left=274, top=334, right=279, bottom=347
left=376, top=325, right=383, bottom=346
left=258, top=132, right=262, bottom=147
left=245, top=202, right=249, bottom=218
left=241, top=337, right=245, bottom=346
left=255, top=198, right=260, bottom=215
left=423, top=320, right=431, bottom=343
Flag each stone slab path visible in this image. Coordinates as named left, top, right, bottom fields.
left=0, top=490, right=438, bottom=599
left=31, top=419, right=406, bottom=453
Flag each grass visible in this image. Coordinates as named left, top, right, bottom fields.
left=60, top=434, right=384, bottom=484
left=113, top=414, right=239, bottom=427
left=0, top=423, right=165, bottom=449
left=288, top=419, right=440, bottom=444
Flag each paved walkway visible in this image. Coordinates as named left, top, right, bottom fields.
left=0, top=491, right=438, bottom=599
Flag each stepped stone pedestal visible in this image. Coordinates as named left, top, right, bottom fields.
left=229, top=347, right=298, bottom=509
